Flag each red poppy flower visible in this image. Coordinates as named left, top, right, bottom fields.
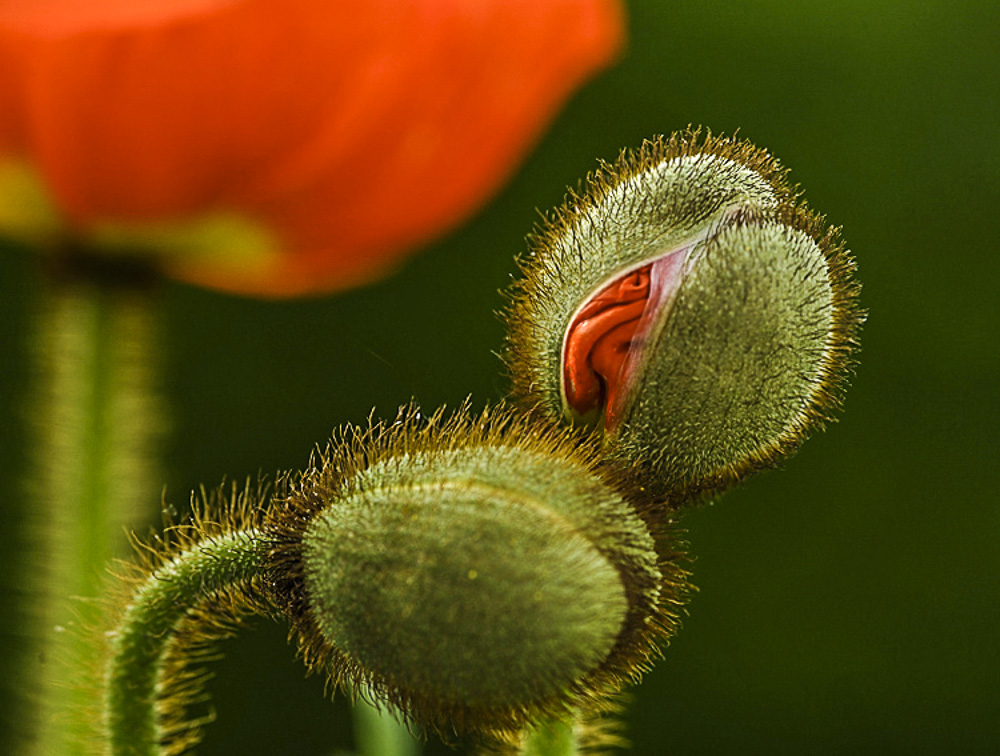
left=0, top=0, right=623, bottom=296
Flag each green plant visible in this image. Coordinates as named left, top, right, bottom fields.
left=98, top=129, right=862, bottom=755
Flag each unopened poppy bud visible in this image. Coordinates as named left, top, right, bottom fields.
left=264, top=406, right=689, bottom=737
left=505, top=129, right=863, bottom=501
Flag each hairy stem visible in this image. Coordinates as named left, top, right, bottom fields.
left=104, top=528, right=267, bottom=756
left=20, top=277, right=163, bottom=755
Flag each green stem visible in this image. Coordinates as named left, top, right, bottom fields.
left=516, top=719, right=581, bottom=756
left=104, top=528, right=267, bottom=756
left=352, top=693, right=421, bottom=756
left=23, top=277, right=163, bottom=754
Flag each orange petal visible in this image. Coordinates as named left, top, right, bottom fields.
left=0, top=0, right=625, bottom=297
left=563, top=265, right=650, bottom=417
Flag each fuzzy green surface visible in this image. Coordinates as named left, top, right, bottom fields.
left=613, top=220, right=835, bottom=496
left=302, top=444, right=656, bottom=711
left=265, top=406, right=685, bottom=740
left=504, top=132, right=862, bottom=504
left=505, top=135, right=786, bottom=430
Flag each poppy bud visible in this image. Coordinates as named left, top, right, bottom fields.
left=264, top=406, right=689, bottom=737
left=504, top=129, right=863, bottom=501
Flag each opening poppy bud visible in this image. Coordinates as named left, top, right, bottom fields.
left=264, top=406, right=687, bottom=737
left=505, top=128, right=863, bottom=501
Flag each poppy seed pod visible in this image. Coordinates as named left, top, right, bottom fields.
left=264, top=406, right=689, bottom=738
left=504, top=129, right=863, bottom=502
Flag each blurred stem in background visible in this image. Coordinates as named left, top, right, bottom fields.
left=16, top=261, right=427, bottom=756
left=20, top=265, right=163, bottom=755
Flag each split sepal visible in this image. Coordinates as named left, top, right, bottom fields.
left=503, top=127, right=864, bottom=504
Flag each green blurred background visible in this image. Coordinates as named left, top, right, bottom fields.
left=2, top=1, right=998, bottom=753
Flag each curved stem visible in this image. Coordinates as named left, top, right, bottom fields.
left=22, top=278, right=163, bottom=755
left=104, top=528, right=267, bottom=756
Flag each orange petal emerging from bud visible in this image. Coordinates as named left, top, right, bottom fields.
left=563, top=265, right=650, bottom=423
left=0, top=0, right=624, bottom=296
left=506, top=130, right=864, bottom=501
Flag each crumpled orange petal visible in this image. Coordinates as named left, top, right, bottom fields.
left=563, top=266, right=650, bottom=423
left=0, top=0, right=624, bottom=296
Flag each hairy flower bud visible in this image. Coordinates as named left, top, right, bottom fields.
left=264, top=406, right=689, bottom=737
left=504, top=128, right=863, bottom=501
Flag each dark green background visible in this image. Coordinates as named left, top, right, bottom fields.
left=2, top=1, right=997, bottom=753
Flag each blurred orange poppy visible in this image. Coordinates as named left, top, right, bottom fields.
left=0, top=0, right=623, bottom=296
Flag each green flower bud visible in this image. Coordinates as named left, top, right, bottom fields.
left=504, top=128, right=863, bottom=501
left=264, top=406, right=690, bottom=738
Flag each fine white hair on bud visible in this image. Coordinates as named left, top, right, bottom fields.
left=504, top=127, right=863, bottom=503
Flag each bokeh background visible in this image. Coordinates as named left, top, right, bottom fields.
left=1, top=1, right=997, bottom=753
